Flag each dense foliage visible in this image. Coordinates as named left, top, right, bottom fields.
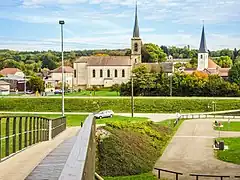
left=2, top=98, right=240, bottom=113
left=27, top=76, right=45, bottom=92
left=96, top=121, right=172, bottom=176
left=120, top=65, right=240, bottom=97
left=228, top=62, right=240, bottom=85
left=141, top=43, right=167, bottom=63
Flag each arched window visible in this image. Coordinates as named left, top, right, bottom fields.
left=134, top=43, right=138, bottom=52
left=92, top=69, right=96, bottom=78
left=100, top=69, right=103, bottom=77
left=122, top=69, right=125, bottom=77
left=200, top=55, right=203, bottom=59
left=107, top=69, right=110, bottom=77
left=115, top=69, right=118, bottom=77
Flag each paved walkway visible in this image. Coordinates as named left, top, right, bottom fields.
left=0, top=127, right=80, bottom=180
left=154, top=119, right=240, bottom=179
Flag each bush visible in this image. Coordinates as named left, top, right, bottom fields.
left=96, top=122, right=172, bottom=177
left=1, top=98, right=240, bottom=113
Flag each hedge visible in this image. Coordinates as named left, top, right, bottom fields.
left=1, top=98, right=240, bottom=113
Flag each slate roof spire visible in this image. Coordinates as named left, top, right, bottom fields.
left=133, top=1, right=140, bottom=38
left=199, top=22, right=208, bottom=53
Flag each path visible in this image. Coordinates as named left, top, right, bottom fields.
left=0, top=127, right=80, bottom=180
left=154, top=119, right=240, bottom=179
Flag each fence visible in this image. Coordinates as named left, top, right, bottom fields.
left=154, top=168, right=240, bottom=179
left=181, top=114, right=240, bottom=120
left=0, top=115, right=66, bottom=162
left=59, top=115, right=96, bottom=180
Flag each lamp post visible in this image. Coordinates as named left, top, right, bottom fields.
left=169, top=57, right=174, bottom=97
left=131, top=74, right=134, bottom=117
left=59, top=20, right=65, bottom=117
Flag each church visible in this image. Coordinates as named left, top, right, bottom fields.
left=73, top=4, right=229, bottom=89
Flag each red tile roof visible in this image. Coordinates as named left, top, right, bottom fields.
left=208, top=59, right=219, bottom=69
left=50, top=66, right=74, bottom=73
left=0, top=68, right=21, bottom=76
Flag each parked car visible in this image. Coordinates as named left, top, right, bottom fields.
left=94, top=110, right=114, bottom=119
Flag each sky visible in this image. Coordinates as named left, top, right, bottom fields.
left=0, top=0, right=240, bottom=51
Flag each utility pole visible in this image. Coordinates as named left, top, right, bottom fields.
left=131, top=74, right=134, bottom=117
left=59, top=20, right=65, bottom=117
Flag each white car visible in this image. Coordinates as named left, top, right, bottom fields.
left=94, top=110, right=114, bottom=119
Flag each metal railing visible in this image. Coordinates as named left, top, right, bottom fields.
left=181, top=114, right=240, bottom=120
left=154, top=168, right=240, bottom=179
left=154, top=168, right=183, bottom=180
left=59, top=115, right=96, bottom=180
left=0, top=115, right=66, bottom=162
left=190, top=173, right=230, bottom=180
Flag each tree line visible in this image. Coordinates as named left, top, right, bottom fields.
left=120, top=65, right=240, bottom=97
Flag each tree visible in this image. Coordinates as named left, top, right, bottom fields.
left=214, top=56, right=232, bottom=68
left=141, top=43, right=167, bottom=63
left=228, top=63, right=240, bottom=85
left=111, top=84, right=120, bottom=95
left=160, top=45, right=169, bottom=55
left=28, top=76, right=45, bottom=93
left=41, top=52, right=57, bottom=70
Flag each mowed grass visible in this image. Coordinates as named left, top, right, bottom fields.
left=55, top=89, right=119, bottom=97
left=216, top=137, right=240, bottom=165
left=214, top=122, right=240, bottom=131
left=104, top=173, right=158, bottom=180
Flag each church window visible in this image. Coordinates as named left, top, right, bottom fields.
left=100, top=69, right=103, bottom=77
left=74, top=70, right=76, bottom=78
left=92, top=69, right=96, bottom=78
left=135, top=59, right=137, bottom=63
left=107, top=69, right=110, bottom=77
left=134, top=43, right=138, bottom=52
left=122, top=69, right=125, bottom=77
left=115, top=69, right=118, bottom=77
left=201, top=55, right=203, bottom=59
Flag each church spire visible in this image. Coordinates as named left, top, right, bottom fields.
left=133, top=1, right=140, bottom=38
left=199, top=23, right=208, bottom=53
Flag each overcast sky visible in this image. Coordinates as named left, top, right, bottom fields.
left=0, top=0, right=240, bottom=51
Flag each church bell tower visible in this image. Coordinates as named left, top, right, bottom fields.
left=197, top=24, right=209, bottom=70
left=131, top=2, right=142, bottom=64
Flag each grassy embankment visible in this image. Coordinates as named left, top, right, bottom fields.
left=2, top=98, right=240, bottom=113
left=98, top=119, right=183, bottom=180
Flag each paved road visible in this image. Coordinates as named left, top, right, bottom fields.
left=0, top=127, right=80, bottom=180
left=154, top=119, right=240, bottom=179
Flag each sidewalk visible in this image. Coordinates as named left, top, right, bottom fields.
left=0, top=127, right=80, bottom=180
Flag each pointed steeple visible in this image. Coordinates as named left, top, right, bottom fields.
left=199, top=23, right=208, bottom=53
left=133, top=1, right=140, bottom=38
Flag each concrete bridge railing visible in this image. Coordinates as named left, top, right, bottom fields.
left=181, top=114, right=240, bottom=120
left=59, top=114, right=96, bottom=180
left=0, top=115, right=66, bottom=162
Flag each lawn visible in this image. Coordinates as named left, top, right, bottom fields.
left=56, top=89, right=119, bottom=97
left=104, top=173, right=158, bottom=180
left=214, top=122, right=240, bottom=131
left=216, top=137, right=240, bottom=165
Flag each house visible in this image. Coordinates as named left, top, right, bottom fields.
left=0, top=68, right=25, bottom=78
left=0, top=80, right=10, bottom=95
left=73, top=3, right=141, bottom=89
left=44, top=66, right=74, bottom=90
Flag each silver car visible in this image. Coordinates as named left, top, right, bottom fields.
left=94, top=110, right=114, bottom=119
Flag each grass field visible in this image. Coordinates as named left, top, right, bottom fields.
left=3, top=98, right=240, bottom=113
left=53, top=89, right=119, bottom=97
left=216, top=137, right=240, bottom=165
left=214, top=122, right=240, bottom=131
left=104, top=173, right=158, bottom=180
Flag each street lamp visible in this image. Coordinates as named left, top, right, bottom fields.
left=131, top=73, right=136, bottom=117
left=170, top=57, right=174, bottom=97
left=59, top=20, right=65, bottom=117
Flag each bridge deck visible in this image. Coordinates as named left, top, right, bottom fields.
left=26, top=136, right=77, bottom=180
left=0, top=127, right=79, bottom=180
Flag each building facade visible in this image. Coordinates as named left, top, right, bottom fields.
left=73, top=3, right=142, bottom=89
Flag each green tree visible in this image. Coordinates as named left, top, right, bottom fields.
left=111, top=84, right=120, bottom=95
left=142, top=43, right=167, bottom=63
left=214, top=56, right=232, bottom=68
left=228, top=63, right=240, bottom=85
left=28, top=76, right=45, bottom=93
